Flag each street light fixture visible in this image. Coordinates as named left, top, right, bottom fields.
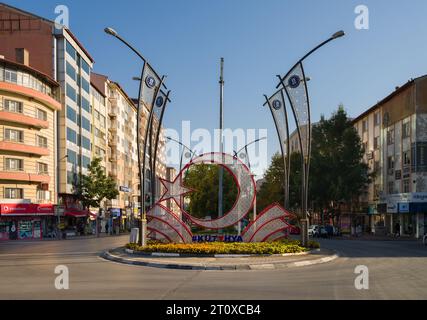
left=272, top=30, right=345, bottom=247
left=105, top=27, right=170, bottom=246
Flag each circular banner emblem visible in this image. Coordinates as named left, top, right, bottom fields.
left=155, top=96, right=164, bottom=108
left=145, top=76, right=156, bottom=89
left=288, top=75, right=301, bottom=89
left=272, top=99, right=282, bottom=110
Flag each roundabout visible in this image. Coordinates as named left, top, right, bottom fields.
left=101, top=245, right=338, bottom=271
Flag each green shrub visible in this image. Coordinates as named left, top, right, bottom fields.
left=125, top=239, right=315, bottom=255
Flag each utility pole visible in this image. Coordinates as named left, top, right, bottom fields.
left=218, top=58, right=224, bottom=221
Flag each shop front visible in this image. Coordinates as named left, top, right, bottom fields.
left=0, top=203, right=54, bottom=240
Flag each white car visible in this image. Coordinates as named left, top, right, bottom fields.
left=308, top=225, right=319, bottom=237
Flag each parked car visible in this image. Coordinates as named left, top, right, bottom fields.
left=308, top=225, right=319, bottom=237
left=319, top=226, right=329, bottom=238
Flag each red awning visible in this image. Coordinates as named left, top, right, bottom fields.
left=64, top=209, right=89, bottom=218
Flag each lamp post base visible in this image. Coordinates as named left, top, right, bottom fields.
left=300, top=218, right=309, bottom=247
left=141, top=218, right=147, bottom=246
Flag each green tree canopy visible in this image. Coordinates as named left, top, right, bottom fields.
left=183, top=163, right=238, bottom=219
left=74, top=157, right=119, bottom=209
left=257, top=106, right=371, bottom=215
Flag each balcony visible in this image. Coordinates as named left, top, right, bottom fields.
left=0, top=81, right=61, bottom=111
left=0, top=171, right=50, bottom=183
left=0, top=109, right=49, bottom=129
left=0, top=140, right=49, bottom=156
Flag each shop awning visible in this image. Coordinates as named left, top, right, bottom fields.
left=64, top=209, right=89, bottom=218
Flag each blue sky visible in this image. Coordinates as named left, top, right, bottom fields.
left=6, top=0, right=427, bottom=175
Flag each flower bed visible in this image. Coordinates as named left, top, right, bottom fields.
left=126, top=240, right=320, bottom=255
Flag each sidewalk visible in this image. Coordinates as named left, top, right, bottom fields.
left=332, top=234, right=419, bottom=241
left=102, top=247, right=339, bottom=271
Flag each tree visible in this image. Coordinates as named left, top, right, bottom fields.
left=309, top=106, right=371, bottom=215
left=183, top=163, right=238, bottom=219
left=257, top=105, right=371, bottom=220
left=74, top=157, right=119, bottom=210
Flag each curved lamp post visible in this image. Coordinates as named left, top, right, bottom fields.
left=104, top=27, right=170, bottom=246
left=269, top=30, right=345, bottom=246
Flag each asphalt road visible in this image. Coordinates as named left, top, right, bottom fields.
left=0, top=235, right=426, bottom=300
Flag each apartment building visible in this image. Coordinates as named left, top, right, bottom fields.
left=0, top=55, right=60, bottom=240
left=353, top=75, right=427, bottom=239
left=0, top=3, right=94, bottom=226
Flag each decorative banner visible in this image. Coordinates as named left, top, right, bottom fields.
left=281, top=62, right=310, bottom=161
left=265, top=89, right=291, bottom=208
left=140, top=63, right=161, bottom=108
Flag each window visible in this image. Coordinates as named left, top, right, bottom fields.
left=67, top=170, right=77, bottom=184
left=81, top=59, right=90, bottom=75
left=362, top=120, right=368, bottom=133
left=66, top=105, right=77, bottom=123
left=36, top=189, right=51, bottom=201
left=67, top=127, right=77, bottom=144
left=81, top=77, right=90, bottom=94
left=5, top=129, right=23, bottom=142
left=387, top=129, right=395, bottom=145
left=402, top=122, right=410, bottom=139
left=387, top=156, right=394, bottom=172
left=5, top=158, right=23, bottom=171
left=388, top=182, right=395, bottom=195
left=81, top=97, right=91, bottom=113
left=81, top=136, right=91, bottom=151
left=374, top=136, right=380, bottom=150
left=66, top=61, right=76, bottom=81
left=81, top=116, right=91, bottom=132
left=36, top=108, right=47, bottom=121
left=374, top=113, right=380, bottom=126
left=67, top=149, right=77, bottom=165
left=403, top=179, right=411, bottom=193
left=66, top=40, right=76, bottom=60
left=403, top=151, right=411, bottom=166
left=66, top=83, right=76, bottom=102
left=4, top=188, right=23, bottom=199
left=374, top=161, right=380, bottom=173
left=37, top=162, right=48, bottom=174
left=5, top=69, right=17, bottom=83
left=4, top=99, right=23, bottom=113
left=37, top=135, right=48, bottom=148
left=82, top=155, right=91, bottom=168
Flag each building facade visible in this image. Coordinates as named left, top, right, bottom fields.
left=353, top=75, right=427, bottom=239
left=0, top=55, right=61, bottom=240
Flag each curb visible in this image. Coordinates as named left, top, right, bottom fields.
left=123, top=248, right=314, bottom=258
left=101, top=249, right=339, bottom=271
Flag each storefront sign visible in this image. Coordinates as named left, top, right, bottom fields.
left=398, top=203, right=410, bottom=213
left=119, top=186, right=132, bottom=193
left=0, top=204, right=54, bottom=216
left=110, top=208, right=121, bottom=218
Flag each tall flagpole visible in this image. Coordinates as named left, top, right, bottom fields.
left=218, top=58, right=224, bottom=221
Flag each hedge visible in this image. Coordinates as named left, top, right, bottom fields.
left=126, top=239, right=320, bottom=255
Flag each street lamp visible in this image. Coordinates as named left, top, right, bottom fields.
left=104, top=27, right=170, bottom=246
left=275, top=30, right=345, bottom=247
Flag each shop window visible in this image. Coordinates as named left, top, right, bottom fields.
left=5, top=188, right=23, bottom=199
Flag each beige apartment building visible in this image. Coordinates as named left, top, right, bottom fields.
left=353, top=75, right=427, bottom=239
left=0, top=55, right=61, bottom=240
left=91, top=73, right=167, bottom=231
